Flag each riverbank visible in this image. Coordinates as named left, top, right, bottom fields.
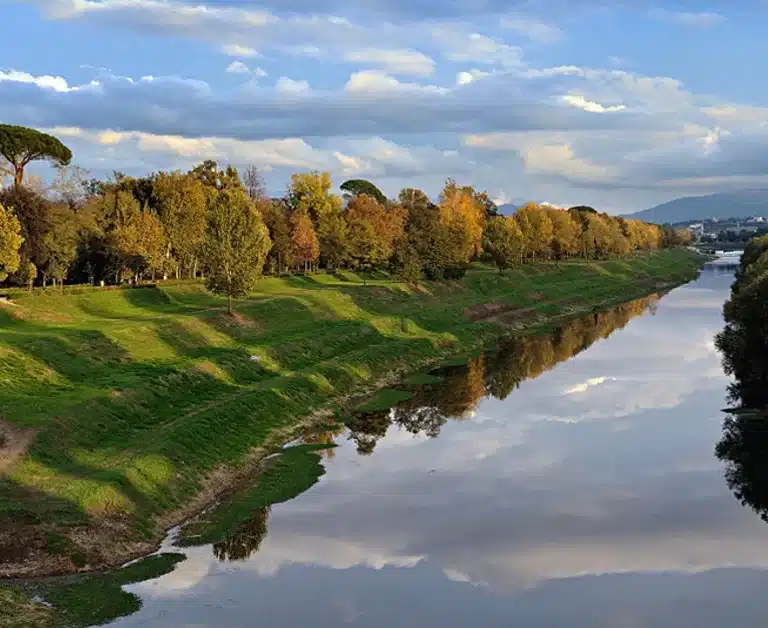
left=0, top=249, right=703, bottom=585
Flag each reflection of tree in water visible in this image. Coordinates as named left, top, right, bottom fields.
left=346, top=295, right=657, bottom=454
left=213, top=506, right=271, bottom=561
left=300, top=423, right=346, bottom=459
left=715, top=239, right=768, bottom=520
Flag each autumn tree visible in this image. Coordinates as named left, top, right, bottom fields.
left=345, top=194, right=405, bottom=271
left=287, top=172, right=342, bottom=225
left=202, top=189, right=271, bottom=313
left=290, top=212, right=320, bottom=273
left=0, top=125, right=72, bottom=189
left=438, top=180, right=484, bottom=261
left=0, top=202, right=23, bottom=280
left=515, top=203, right=553, bottom=261
left=547, top=208, right=580, bottom=259
left=190, top=160, right=242, bottom=191
left=482, top=216, right=523, bottom=274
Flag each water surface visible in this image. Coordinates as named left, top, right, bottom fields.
left=111, top=267, right=768, bottom=628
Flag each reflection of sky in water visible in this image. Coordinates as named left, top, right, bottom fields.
left=111, top=269, right=768, bottom=628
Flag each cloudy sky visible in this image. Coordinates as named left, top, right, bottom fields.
left=3, top=1, right=768, bottom=211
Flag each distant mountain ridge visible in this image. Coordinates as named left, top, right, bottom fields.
left=628, top=190, right=768, bottom=224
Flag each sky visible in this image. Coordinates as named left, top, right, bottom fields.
left=2, top=1, right=768, bottom=212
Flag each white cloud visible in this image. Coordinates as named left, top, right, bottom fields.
left=456, top=69, right=490, bottom=86
left=501, top=15, right=563, bottom=43
left=432, top=28, right=524, bottom=67
left=342, top=48, right=435, bottom=77
left=563, top=94, right=627, bottom=113
left=650, top=9, right=725, bottom=27
left=226, top=61, right=250, bottom=74
left=564, top=376, right=616, bottom=395
left=221, top=43, right=260, bottom=58
left=226, top=61, right=267, bottom=77
left=0, top=69, right=73, bottom=92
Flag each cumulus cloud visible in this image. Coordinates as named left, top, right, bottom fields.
left=562, top=94, right=627, bottom=114
left=342, top=49, right=435, bottom=77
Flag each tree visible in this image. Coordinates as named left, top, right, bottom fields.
left=0, top=203, right=23, bottom=280
left=114, top=210, right=168, bottom=282
left=547, top=208, right=580, bottom=259
left=316, top=210, right=348, bottom=269
left=0, top=185, right=53, bottom=273
left=202, top=189, right=271, bottom=314
left=438, top=180, right=484, bottom=261
left=0, top=125, right=72, bottom=189
left=482, top=216, right=523, bottom=274
left=340, top=179, right=387, bottom=204
left=262, top=200, right=293, bottom=275
left=190, top=160, right=242, bottom=191
left=515, top=203, right=553, bottom=261
left=243, top=165, right=267, bottom=201
left=41, top=204, right=79, bottom=287
left=51, top=165, right=90, bottom=210
left=287, top=172, right=342, bottom=226
left=152, top=171, right=207, bottom=278
left=345, top=194, right=405, bottom=271
left=290, top=212, right=320, bottom=273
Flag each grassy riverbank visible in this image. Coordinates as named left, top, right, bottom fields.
left=0, top=249, right=702, bottom=587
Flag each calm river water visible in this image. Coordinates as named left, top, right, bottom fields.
left=109, top=266, right=768, bottom=628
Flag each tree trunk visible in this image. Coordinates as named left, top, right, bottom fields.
left=13, top=165, right=24, bottom=189
left=227, top=292, right=233, bottom=315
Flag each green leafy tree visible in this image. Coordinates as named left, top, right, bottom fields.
left=340, top=179, right=387, bottom=204
left=0, top=185, right=53, bottom=274
left=152, top=171, right=207, bottom=278
left=0, top=124, right=72, bottom=189
left=317, top=210, right=348, bottom=269
left=114, top=210, right=168, bottom=281
left=0, top=202, right=23, bottom=280
left=202, top=190, right=272, bottom=313
left=482, top=216, right=523, bottom=274
left=262, top=200, right=293, bottom=275
left=287, top=172, right=342, bottom=226
left=41, top=204, right=79, bottom=287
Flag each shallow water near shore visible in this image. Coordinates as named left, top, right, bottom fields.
left=104, top=266, right=768, bottom=628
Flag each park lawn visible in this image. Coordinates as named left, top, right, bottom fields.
left=0, top=249, right=703, bottom=582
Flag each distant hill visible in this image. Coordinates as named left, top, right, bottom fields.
left=629, top=190, right=768, bottom=224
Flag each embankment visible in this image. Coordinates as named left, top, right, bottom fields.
left=0, top=249, right=703, bottom=580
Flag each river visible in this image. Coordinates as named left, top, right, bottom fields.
left=107, top=265, right=768, bottom=628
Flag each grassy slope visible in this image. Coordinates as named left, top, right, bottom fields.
left=0, top=250, right=702, bottom=582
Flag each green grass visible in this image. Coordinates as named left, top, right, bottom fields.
left=402, top=373, right=445, bottom=386
left=0, top=249, right=703, bottom=583
left=178, top=444, right=332, bottom=548
left=354, top=388, right=414, bottom=412
left=1, top=553, right=185, bottom=628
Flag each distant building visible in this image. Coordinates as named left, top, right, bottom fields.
left=688, top=223, right=704, bottom=236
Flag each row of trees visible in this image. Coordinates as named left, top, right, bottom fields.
left=715, top=235, right=768, bottom=522
left=345, top=294, right=659, bottom=455
left=0, top=125, right=692, bottom=310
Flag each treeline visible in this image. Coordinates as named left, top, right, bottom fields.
left=346, top=294, right=658, bottom=455
left=715, top=234, right=768, bottom=521
left=0, top=126, right=692, bottom=308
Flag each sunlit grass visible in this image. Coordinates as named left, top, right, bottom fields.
left=0, top=249, right=703, bottom=583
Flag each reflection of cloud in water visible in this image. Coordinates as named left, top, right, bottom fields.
left=563, top=376, right=615, bottom=395
left=112, top=272, right=768, bottom=628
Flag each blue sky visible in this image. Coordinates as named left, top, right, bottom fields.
left=2, top=1, right=767, bottom=212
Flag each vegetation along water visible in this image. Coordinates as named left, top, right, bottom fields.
left=0, top=125, right=708, bottom=625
